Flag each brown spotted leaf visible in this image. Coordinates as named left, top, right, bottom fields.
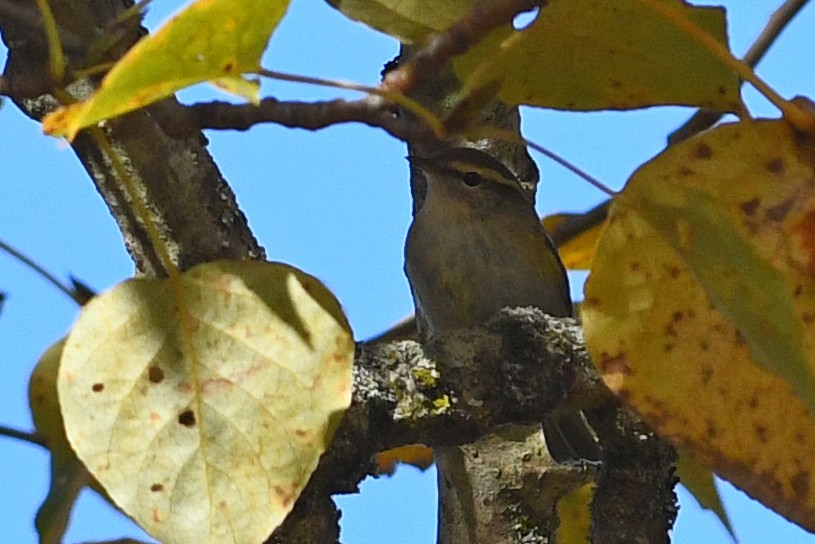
left=583, top=119, right=815, bottom=531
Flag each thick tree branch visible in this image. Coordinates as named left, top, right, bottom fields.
left=1, top=2, right=265, bottom=276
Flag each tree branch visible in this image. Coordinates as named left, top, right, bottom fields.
left=159, top=95, right=434, bottom=145
left=383, top=0, right=540, bottom=96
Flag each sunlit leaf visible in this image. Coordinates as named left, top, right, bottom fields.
left=454, top=0, right=741, bottom=112
left=44, top=0, right=291, bottom=139
left=583, top=119, right=815, bottom=531
left=375, top=444, right=435, bottom=474
left=59, top=261, right=354, bottom=544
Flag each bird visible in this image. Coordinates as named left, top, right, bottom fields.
left=404, top=146, right=601, bottom=464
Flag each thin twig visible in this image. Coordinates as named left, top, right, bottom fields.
left=0, top=238, right=83, bottom=304
left=668, top=0, right=811, bottom=145
left=0, top=424, right=46, bottom=448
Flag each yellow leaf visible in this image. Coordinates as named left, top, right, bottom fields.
left=375, top=444, right=435, bottom=474
left=676, top=452, right=734, bottom=539
left=453, top=0, right=741, bottom=112
left=556, top=483, right=594, bottom=544
left=543, top=213, right=604, bottom=270
left=583, top=118, right=815, bottom=532
left=325, top=0, right=477, bottom=43
left=58, top=261, right=354, bottom=544
left=44, top=0, right=291, bottom=139
left=29, top=339, right=88, bottom=544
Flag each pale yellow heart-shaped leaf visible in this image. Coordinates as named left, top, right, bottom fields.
left=58, top=261, right=354, bottom=544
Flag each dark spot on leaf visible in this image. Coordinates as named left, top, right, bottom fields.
left=224, top=61, right=235, bottom=73
left=664, top=343, right=674, bottom=352
left=765, top=158, right=785, bottom=174
left=178, top=409, right=196, bottom=427
left=766, top=199, right=793, bottom=222
left=148, top=366, right=165, bottom=384
left=795, top=284, right=804, bottom=297
left=92, top=383, right=104, bottom=392
left=718, top=86, right=727, bottom=95
left=677, top=166, right=693, bottom=176
left=803, top=312, right=815, bottom=324
left=150, top=483, right=163, bottom=492
left=701, top=366, right=712, bottom=384
left=792, top=470, right=810, bottom=498
left=748, top=394, right=759, bottom=409
left=630, top=262, right=640, bottom=272
left=695, top=143, right=712, bottom=159
left=704, top=419, right=718, bottom=438
left=754, top=424, right=767, bottom=443
left=739, top=198, right=760, bottom=216
left=699, top=340, right=710, bottom=351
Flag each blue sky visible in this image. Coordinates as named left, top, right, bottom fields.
left=1, top=1, right=814, bottom=542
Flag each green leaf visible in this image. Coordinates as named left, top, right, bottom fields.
left=58, top=261, right=354, bottom=544
left=325, top=0, right=477, bottom=43
left=676, top=452, right=734, bottom=540
left=453, top=0, right=741, bottom=111
left=44, top=0, right=291, bottom=139
left=29, top=339, right=90, bottom=544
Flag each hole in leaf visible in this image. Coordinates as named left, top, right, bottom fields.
left=178, top=409, right=196, bottom=427
left=513, top=7, right=539, bottom=30
left=148, top=366, right=165, bottom=383
left=92, top=383, right=104, bottom=392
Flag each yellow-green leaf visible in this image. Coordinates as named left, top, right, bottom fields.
left=44, top=0, right=291, bottom=140
left=30, top=339, right=89, bottom=544
left=582, top=118, right=815, bottom=532
left=58, top=261, right=354, bottom=544
left=325, top=0, right=477, bottom=43
left=676, top=452, right=734, bottom=539
left=453, top=0, right=741, bottom=112
left=543, top=213, right=604, bottom=270
left=556, top=483, right=594, bottom=544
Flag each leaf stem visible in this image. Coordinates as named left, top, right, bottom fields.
left=636, top=0, right=815, bottom=132
left=32, top=0, right=65, bottom=85
left=256, top=68, right=447, bottom=139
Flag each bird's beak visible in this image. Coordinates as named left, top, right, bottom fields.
left=406, top=155, right=434, bottom=173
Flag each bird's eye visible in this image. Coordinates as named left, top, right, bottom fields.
left=463, top=172, right=483, bottom=187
